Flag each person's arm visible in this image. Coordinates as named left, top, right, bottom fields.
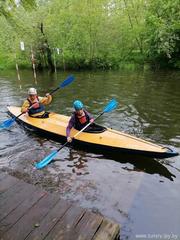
left=66, top=115, right=75, bottom=142
left=21, top=100, right=30, bottom=113
left=40, top=94, right=52, bottom=105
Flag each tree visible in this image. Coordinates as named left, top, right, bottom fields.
left=145, top=0, right=180, bottom=68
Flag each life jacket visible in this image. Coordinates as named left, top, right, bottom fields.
left=27, top=96, right=45, bottom=116
left=74, top=111, right=90, bottom=130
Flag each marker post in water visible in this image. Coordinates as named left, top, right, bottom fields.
left=31, top=46, right=37, bottom=82
left=61, top=49, right=66, bottom=72
left=53, top=48, right=57, bottom=73
left=15, top=53, right=21, bottom=81
left=15, top=41, right=25, bottom=82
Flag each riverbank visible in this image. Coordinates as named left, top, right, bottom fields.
left=1, top=60, right=180, bottom=72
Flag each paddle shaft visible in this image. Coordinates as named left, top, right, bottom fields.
left=56, top=112, right=104, bottom=153
left=49, top=87, right=60, bottom=95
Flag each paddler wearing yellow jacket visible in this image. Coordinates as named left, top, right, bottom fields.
left=21, top=88, right=52, bottom=118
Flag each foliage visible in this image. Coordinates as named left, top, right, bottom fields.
left=145, top=0, right=180, bottom=68
left=0, top=0, right=179, bottom=70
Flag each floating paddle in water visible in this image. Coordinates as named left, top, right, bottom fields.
left=35, top=99, right=118, bottom=169
left=0, top=75, right=75, bottom=130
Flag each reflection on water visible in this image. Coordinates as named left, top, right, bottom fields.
left=0, top=69, right=180, bottom=239
left=98, top=153, right=176, bottom=181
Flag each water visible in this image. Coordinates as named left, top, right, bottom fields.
left=0, top=69, right=180, bottom=239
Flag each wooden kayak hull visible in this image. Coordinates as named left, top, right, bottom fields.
left=7, top=106, right=178, bottom=159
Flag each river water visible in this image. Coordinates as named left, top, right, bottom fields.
left=0, top=69, right=180, bottom=239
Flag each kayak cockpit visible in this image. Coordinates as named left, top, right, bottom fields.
left=83, top=123, right=107, bottom=133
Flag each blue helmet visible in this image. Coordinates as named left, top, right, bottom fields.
left=73, top=100, right=84, bottom=110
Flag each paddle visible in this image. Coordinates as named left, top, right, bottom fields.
left=35, top=99, right=118, bottom=169
left=0, top=75, right=75, bottom=130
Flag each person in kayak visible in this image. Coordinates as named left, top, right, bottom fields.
left=66, top=100, right=94, bottom=142
left=21, top=87, right=52, bottom=118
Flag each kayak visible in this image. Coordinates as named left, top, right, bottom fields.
left=7, top=106, right=178, bottom=159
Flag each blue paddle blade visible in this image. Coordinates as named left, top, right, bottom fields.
left=35, top=150, right=58, bottom=169
left=103, top=99, right=118, bottom=113
left=0, top=117, right=16, bottom=129
left=60, top=75, right=75, bottom=88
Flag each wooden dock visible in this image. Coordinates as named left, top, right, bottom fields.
left=0, top=172, right=120, bottom=240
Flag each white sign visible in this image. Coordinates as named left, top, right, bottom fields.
left=20, top=41, right=25, bottom=51
left=56, top=48, right=60, bottom=55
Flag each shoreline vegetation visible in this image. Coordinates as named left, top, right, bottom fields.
left=0, top=0, right=179, bottom=71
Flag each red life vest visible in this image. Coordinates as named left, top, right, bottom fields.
left=74, top=111, right=90, bottom=130
left=27, top=96, right=40, bottom=109
left=78, top=114, right=87, bottom=124
left=27, top=96, right=45, bottom=115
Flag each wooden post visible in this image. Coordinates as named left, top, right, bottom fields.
left=31, top=46, right=37, bottom=81
left=15, top=53, right=21, bottom=81
left=53, top=48, right=57, bottom=73
left=62, top=50, right=66, bottom=72
left=53, top=48, right=58, bottom=80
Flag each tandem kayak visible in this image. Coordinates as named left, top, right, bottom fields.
left=7, top=106, right=178, bottom=159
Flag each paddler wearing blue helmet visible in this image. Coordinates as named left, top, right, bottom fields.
left=66, top=100, right=94, bottom=142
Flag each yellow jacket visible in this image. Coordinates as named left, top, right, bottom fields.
left=21, top=95, right=52, bottom=117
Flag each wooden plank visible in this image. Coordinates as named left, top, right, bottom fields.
left=0, top=180, right=26, bottom=203
left=26, top=198, right=72, bottom=240
left=2, top=192, right=60, bottom=240
left=0, top=175, right=19, bottom=194
left=92, top=219, right=120, bottom=240
left=44, top=205, right=86, bottom=240
left=0, top=181, right=36, bottom=221
left=0, top=190, right=46, bottom=235
left=0, top=174, right=120, bottom=240
left=73, top=211, right=103, bottom=240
